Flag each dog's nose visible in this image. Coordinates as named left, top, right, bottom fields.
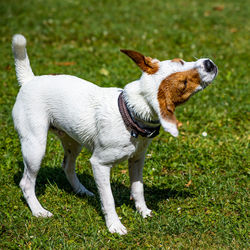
left=204, top=59, right=215, bottom=72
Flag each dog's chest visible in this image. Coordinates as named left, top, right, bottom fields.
left=95, top=134, right=150, bottom=165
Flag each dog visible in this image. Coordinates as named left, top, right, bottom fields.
left=12, top=34, right=217, bottom=235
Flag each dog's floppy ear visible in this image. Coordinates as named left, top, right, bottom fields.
left=120, top=49, right=159, bottom=74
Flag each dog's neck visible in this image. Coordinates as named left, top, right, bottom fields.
left=123, top=80, right=159, bottom=125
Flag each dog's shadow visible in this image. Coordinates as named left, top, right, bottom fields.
left=14, top=161, right=193, bottom=217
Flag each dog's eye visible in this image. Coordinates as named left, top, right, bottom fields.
left=184, top=79, right=187, bottom=88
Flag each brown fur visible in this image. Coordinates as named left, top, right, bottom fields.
left=171, top=58, right=184, bottom=65
left=157, top=69, right=201, bottom=124
left=120, top=49, right=159, bottom=74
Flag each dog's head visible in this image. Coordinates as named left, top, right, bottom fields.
left=121, top=50, right=218, bottom=137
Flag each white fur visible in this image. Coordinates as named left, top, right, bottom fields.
left=12, top=34, right=34, bottom=86
left=159, top=118, right=179, bottom=137
left=12, top=34, right=217, bottom=235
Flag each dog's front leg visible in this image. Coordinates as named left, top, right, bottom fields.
left=90, top=157, right=127, bottom=235
left=129, top=153, right=152, bottom=218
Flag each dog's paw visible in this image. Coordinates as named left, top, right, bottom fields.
left=75, top=185, right=94, bottom=197
left=108, top=221, right=127, bottom=235
left=84, top=190, right=95, bottom=197
left=33, top=209, right=53, bottom=218
left=141, top=208, right=152, bottom=218
left=136, top=206, right=152, bottom=218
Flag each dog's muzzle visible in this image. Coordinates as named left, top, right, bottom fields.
left=196, top=58, right=218, bottom=87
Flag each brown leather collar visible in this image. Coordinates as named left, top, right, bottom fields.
left=118, top=92, right=160, bottom=138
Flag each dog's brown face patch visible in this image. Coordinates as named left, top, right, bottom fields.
left=157, top=69, right=201, bottom=122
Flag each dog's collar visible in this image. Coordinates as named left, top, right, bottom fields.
left=118, top=92, right=160, bottom=138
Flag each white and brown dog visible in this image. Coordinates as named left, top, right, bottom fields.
left=12, top=34, right=217, bottom=235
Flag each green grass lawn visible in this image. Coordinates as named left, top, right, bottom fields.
left=0, top=0, right=249, bottom=248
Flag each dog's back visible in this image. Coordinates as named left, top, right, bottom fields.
left=12, top=35, right=122, bottom=146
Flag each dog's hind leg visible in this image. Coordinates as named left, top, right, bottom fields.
left=19, top=133, right=53, bottom=217
left=56, top=131, right=94, bottom=196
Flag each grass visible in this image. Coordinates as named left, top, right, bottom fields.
left=0, top=0, right=249, bottom=248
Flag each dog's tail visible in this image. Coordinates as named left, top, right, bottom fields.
left=12, top=34, right=35, bottom=86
